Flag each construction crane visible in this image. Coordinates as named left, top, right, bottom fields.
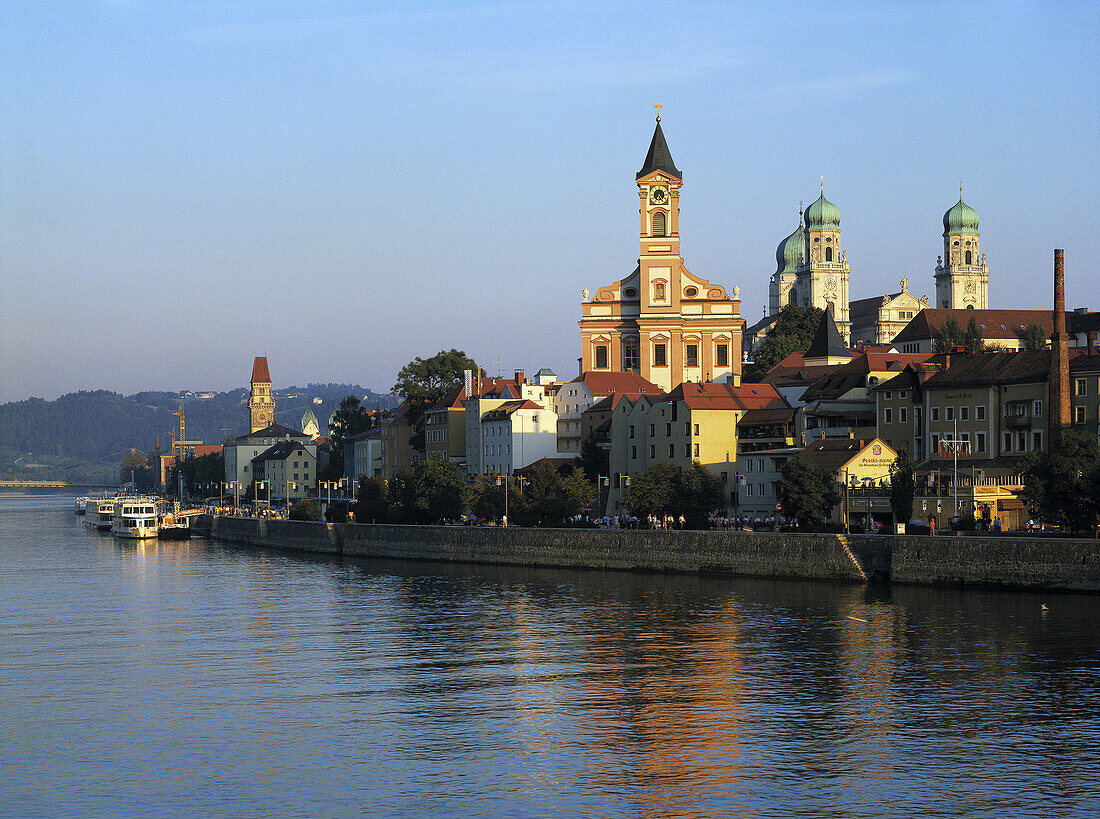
left=171, top=404, right=186, bottom=459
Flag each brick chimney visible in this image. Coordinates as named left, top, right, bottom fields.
left=1051, top=248, right=1071, bottom=446
left=514, top=369, right=525, bottom=385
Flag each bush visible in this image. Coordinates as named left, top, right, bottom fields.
left=289, top=499, right=323, bottom=521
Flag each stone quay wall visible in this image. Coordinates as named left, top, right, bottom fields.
left=193, top=516, right=1100, bottom=592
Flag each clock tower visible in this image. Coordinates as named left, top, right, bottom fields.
left=579, top=112, right=745, bottom=392
left=795, top=183, right=851, bottom=343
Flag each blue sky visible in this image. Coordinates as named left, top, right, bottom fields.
left=2, top=1, right=1097, bottom=403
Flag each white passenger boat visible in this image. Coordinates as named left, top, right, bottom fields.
left=111, top=498, right=160, bottom=539
left=85, top=498, right=116, bottom=530
left=74, top=497, right=88, bottom=514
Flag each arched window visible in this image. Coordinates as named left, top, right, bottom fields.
left=654, top=282, right=666, bottom=301
left=825, top=246, right=833, bottom=262
left=652, top=211, right=666, bottom=237
left=965, top=250, right=972, bottom=265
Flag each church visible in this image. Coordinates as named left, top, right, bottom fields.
left=578, top=114, right=746, bottom=392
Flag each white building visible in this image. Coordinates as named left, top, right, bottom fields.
left=224, top=423, right=314, bottom=490
left=553, top=370, right=659, bottom=455
left=478, top=400, right=559, bottom=476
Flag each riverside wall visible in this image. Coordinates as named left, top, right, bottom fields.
left=193, top=515, right=1100, bottom=592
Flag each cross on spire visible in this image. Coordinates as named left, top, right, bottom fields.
left=820, top=175, right=824, bottom=192
left=654, top=102, right=662, bottom=121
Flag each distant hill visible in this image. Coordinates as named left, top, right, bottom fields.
left=0, top=384, right=397, bottom=480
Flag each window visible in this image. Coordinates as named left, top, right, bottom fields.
left=965, top=250, right=972, bottom=265
left=1018, top=432, right=1027, bottom=451
left=631, top=446, right=637, bottom=459
left=595, top=345, right=608, bottom=369
left=1075, top=406, right=1086, bottom=423
left=694, top=443, right=700, bottom=457
left=977, top=405, right=986, bottom=421
left=654, top=283, right=666, bottom=301
left=931, top=433, right=940, bottom=452
left=960, top=406, right=969, bottom=421
left=946, top=407, right=954, bottom=421
left=758, top=458, right=764, bottom=472
left=649, top=424, right=655, bottom=437
left=684, top=444, right=691, bottom=457
left=650, top=445, right=655, bottom=458
left=665, top=423, right=672, bottom=437
left=654, top=343, right=667, bottom=367
left=1076, top=378, right=1087, bottom=396
left=1032, top=400, right=1043, bottom=417
left=825, top=246, right=833, bottom=262
left=932, top=407, right=940, bottom=422
left=899, top=390, right=908, bottom=399
left=652, top=210, right=666, bottom=236
left=900, top=407, right=907, bottom=423
left=976, top=432, right=986, bottom=453
left=668, top=444, right=675, bottom=458
left=693, top=423, right=699, bottom=436
left=716, top=344, right=728, bottom=367
left=746, top=460, right=753, bottom=472
left=746, top=484, right=754, bottom=496
left=624, top=344, right=639, bottom=371
left=884, top=408, right=892, bottom=424
left=685, top=344, right=699, bottom=367
left=1033, top=431, right=1043, bottom=451
left=1003, top=432, right=1012, bottom=452
left=629, top=424, right=635, bottom=439
left=759, top=483, right=765, bottom=496
left=885, top=392, right=893, bottom=401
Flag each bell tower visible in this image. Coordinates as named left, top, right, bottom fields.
left=248, top=356, right=275, bottom=433
left=636, top=106, right=683, bottom=317
left=935, top=188, right=989, bottom=309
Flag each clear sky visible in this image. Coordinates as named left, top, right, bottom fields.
left=2, top=1, right=1097, bottom=403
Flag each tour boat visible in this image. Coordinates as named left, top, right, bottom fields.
left=157, top=509, right=193, bottom=540
left=74, top=497, right=88, bottom=514
left=85, top=498, right=116, bottom=530
left=111, top=498, right=160, bottom=539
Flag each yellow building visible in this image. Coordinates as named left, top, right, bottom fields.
left=579, top=115, right=745, bottom=392
left=605, top=381, right=789, bottom=514
left=251, top=440, right=316, bottom=501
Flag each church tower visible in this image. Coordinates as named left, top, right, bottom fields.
left=248, top=356, right=275, bottom=433
left=770, top=207, right=804, bottom=313
left=579, top=111, right=744, bottom=392
left=794, top=183, right=851, bottom=342
left=935, top=192, right=988, bottom=309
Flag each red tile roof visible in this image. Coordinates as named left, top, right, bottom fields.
left=893, top=308, right=1079, bottom=345
left=665, top=381, right=788, bottom=411
left=251, top=356, right=271, bottom=383
left=569, top=370, right=660, bottom=395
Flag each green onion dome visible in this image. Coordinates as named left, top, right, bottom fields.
left=943, top=197, right=979, bottom=234
left=775, top=219, right=806, bottom=274
left=804, top=191, right=841, bottom=230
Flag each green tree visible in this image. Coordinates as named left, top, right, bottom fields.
left=512, top=463, right=596, bottom=526
left=323, top=395, right=378, bottom=479
left=1022, top=430, right=1100, bottom=533
left=386, top=469, right=419, bottom=523
left=778, top=456, right=840, bottom=529
left=472, top=476, right=510, bottom=522
left=964, top=316, right=985, bottom=353
left=579, top=432, right=609, bottom=484
left=745, top=304, right=824, bottom=381
left=352, top=475, right=389, bottom=524
left=889, top=448, right=915, bottom=528
left=1023, top=322, right=1048, bottom=351
left=289, top=499, right=323, bottom=521
left=934, top=317, right=965, bottom=354
left=623, top=461, right=679, bottom=518
left=412, top=459, right=471, bottom=523
left=622, top=461, right=725, bottom=528
left=392, top=349, right=481, bottom=451
left=170, top=451, right=225, bottom=497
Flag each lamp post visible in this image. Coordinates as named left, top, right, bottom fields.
left=338, top=476, right=349, bottom=500
left=255, top=480, right=269, bottom=509
left=285, top=480, right=297, bottom=510
left=617, top=474, right=630, bottom=512
left=599, top=475, right=609, bottom=516
left=497, top=474, right=509, bottom=526
left=229, top=480, right=241, bottom=509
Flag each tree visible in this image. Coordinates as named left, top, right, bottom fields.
left=324, top=395, right=377, bottom=479
left=778, top=456, right=840, bottom=528
left=352, top=475, right=389, bottom=524
left=391, top=349, right=480, bottom=451
left=411, top=459, right=471, bottom=524
left=1023, top=322, right=1048, bottom=351
left=745, top=304, right=824, bottom=381
left=934, top=317, right=965, bottom=354
left=889, top=448, right=915, bottom=527
left=119, top=450, right=154, bottom=490
left=169, top=451, right=224, bottom=497
left=622, top=461, right=726, bottom=528
left=1022, top=430, right=1100, bottom=533
left=289, top=499, right=323, bottom=521
left=512, top=463, right=596, bottom=526
left=579, top=432, right=609, bottom=484
left=964, top=316, right=984, bottom=353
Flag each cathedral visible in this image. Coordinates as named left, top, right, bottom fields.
left=578, top=115, right=746, bottom=392
left=765, top=187, right=990, bottom=348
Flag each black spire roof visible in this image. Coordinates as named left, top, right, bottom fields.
left=636, top=119, right=681, bottom=180
left=805, top=304, right=850, bottom=360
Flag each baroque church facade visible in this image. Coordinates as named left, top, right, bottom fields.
left=578, top=117, right=745, bottom=393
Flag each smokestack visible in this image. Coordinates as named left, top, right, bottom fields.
left=1051, top=249, right=1071, bottom=447
left=514, top=369, right=525, bottom=384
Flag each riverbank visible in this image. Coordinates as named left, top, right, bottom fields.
left=193, top=515, right=1100, bottom=592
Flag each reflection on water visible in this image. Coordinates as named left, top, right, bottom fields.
left=1, top=495, right=1098, bottom=818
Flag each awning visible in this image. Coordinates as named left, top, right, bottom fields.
left=997, top=499, right=1026, bottom=511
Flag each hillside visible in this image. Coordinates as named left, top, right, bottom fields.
left=0, top=384, right=397, bottom=481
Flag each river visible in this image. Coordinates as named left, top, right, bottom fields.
left=2, top=494, right=1098, bottom=817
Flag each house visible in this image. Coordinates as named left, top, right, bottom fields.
left=251, top=440, right=316, bottom=501
left=554, top=370, right=659, bottom=455
left=224, top=423, right=314, bottom=490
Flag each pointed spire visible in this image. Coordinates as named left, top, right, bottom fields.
left=805, top=304, right=850, bottom=361
left=637, top=113, right=681, bottom=180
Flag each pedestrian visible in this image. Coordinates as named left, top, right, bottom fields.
left=993, top=516, right=1001, bottom=534
left=678, top=514, right=685, bottom=529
